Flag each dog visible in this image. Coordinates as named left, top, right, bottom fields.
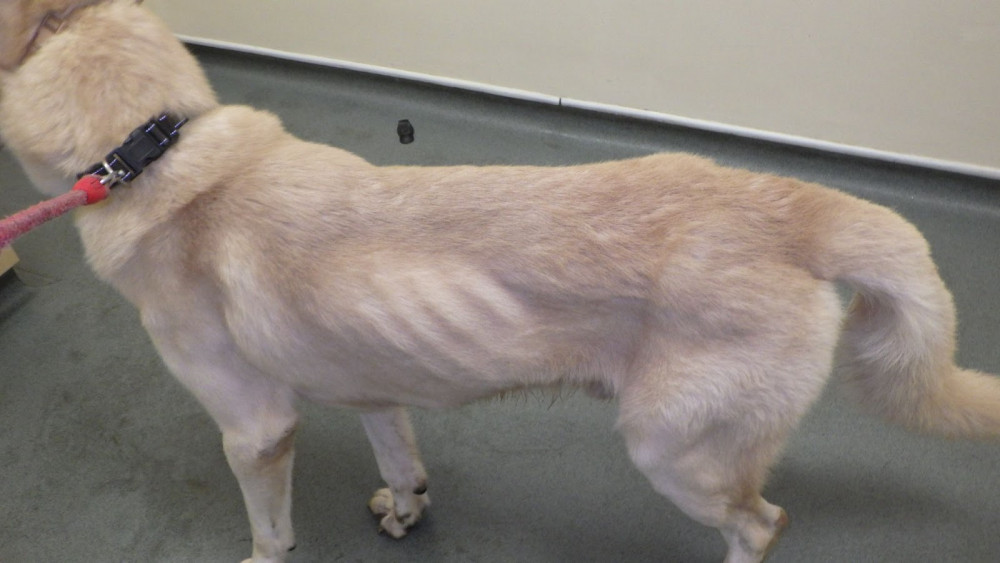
left=2, top=2, right=999, bottom=562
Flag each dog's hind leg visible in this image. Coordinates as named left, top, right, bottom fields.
left=618, top=327, right=835, bottom=561
left=361, top=407, right=430, bottom=538
left=616, top=272, right=841, bottom=561
left=621, top=412, right=790, bottom=563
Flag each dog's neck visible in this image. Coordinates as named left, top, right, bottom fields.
left=18, top=0, right=138, bottom=67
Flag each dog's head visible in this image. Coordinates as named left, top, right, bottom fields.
left=0, top=0, right=86, bottom=70
left=0, top=0, right=217, bottom=194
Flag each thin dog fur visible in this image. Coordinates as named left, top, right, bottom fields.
left=1, top=2, right=998, bottom=562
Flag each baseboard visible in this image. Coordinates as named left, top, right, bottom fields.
left=180, top=35, right=1000, bottom=182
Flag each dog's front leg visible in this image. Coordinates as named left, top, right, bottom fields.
left=360, top=407, right=430, bottom=538
left=224, top=416, right=298, bottom=563
left=145, top=318, right=299, bottom=563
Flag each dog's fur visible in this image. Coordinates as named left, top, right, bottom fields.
left=2, top=2, right=999, bottom=562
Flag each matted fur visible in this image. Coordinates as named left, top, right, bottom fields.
left=2, top=2, right=998, bottom=562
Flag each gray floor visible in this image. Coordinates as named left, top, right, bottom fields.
left=2, top=47, right=999, bottom=562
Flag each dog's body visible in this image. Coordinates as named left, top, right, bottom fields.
left=2, top=2, right=999, bottom=562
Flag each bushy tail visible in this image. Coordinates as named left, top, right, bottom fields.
left=803, top=189, right=1000, bottom=439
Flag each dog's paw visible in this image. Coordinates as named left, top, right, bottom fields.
left=377, top=512, right=409, bottom=539
left=368, top=487, right=430, bottom=539
left=368, top=488, right=395, bottom=518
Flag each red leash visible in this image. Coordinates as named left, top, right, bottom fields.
left=0, top=175, right=109, bottom=249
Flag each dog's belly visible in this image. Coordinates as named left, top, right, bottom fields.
left=225, top=263, right=645, bottom=408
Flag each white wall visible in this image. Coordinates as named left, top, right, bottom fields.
left=146, top=0, right=1000, bottom=174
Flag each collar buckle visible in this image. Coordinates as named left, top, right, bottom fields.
left=81, top=114, right=188, bottom=186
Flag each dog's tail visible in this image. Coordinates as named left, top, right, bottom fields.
left=801, top=188, right=1000, bottom=439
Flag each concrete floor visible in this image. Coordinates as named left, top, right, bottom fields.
left=2, top=47, right=999, bottom=562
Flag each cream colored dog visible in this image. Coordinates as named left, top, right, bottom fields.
left=2, top=2, right=999, bottom=562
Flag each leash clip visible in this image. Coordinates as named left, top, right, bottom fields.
left=95, top=160, right=126, bottom=187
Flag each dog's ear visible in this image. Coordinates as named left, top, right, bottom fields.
left=0, top=1, right=32, bottom=70
left=0, top=0, right=76, bottom=70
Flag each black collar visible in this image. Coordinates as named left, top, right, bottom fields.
left=80, top=114, right=187, bottom=187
